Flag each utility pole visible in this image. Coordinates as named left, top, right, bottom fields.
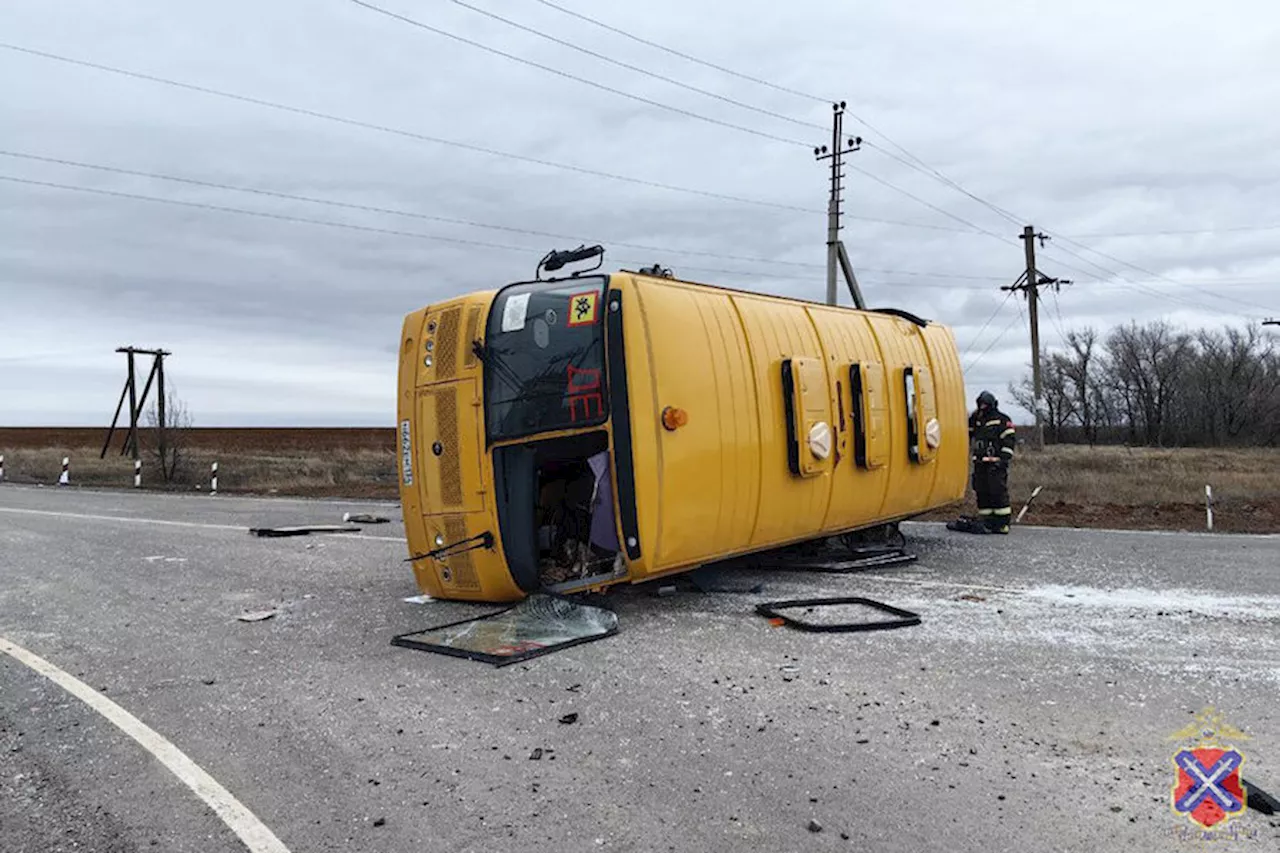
left=814, top=102, right=865, bottom=309
left=101, top=347, right=170, bottom=460
left=1002, top=226, right=1071, bottom=449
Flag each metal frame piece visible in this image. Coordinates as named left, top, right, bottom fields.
left=390, top=595, right=619, bottom=667
left=765, top=547, right=918, bottom=573
left=248, top=525, right=360, bottom=537
left=756, top=596, right=921, bottom=633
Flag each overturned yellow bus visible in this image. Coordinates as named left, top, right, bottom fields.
left=397, top=248, right=967, bottom=603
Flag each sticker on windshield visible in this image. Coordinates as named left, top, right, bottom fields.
left=501, top=293, right=531, bottom=332
left=567, top=291, right=599, bottom=327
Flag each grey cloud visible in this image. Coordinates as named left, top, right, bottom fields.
left=2, top=0, right=1278, bottom=426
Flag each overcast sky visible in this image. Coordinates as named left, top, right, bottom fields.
left=2, top=0, right=1277, bottom=426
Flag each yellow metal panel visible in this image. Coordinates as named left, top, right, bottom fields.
left=732, top=295, right=832, bottom=548
left=415, top=380, right=486, bottom=515
left=864, top=315, right=936, bottom=517
left=634, top=280, right=760, bottom=566
left=693, top=290, right=761, bottom=552
left=620, top=277, right=661, bottom=578
left=397, top=308, right=426, bottom=545
left=861, top=362, right=890, bottom=469
left=920, top=324, right=968, bottom=506
left=805, top=308, right=890, bottom=529
left=913, top=364, right=938, bottom=464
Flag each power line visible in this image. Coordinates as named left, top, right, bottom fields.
left=531, top=0, right=1266, bottom=296
left=1040, top=241, right=1267, bottom=319
left=525, top=0, right=1025, bottom=231
left=963, top=290, right=1014, bottom=364
left=1043, top=228, right=1279, bottom=315
left=846, top=163, right=1013, bottom=241
left=2, top=149, right=1016, bottom=282
left=349, top=0, right=809, bottom=147
left=0, top=43, right=815, bottom=216
left=0, top=42, right=973, bottom=234
left=861, top=138, right=1276, bottom=315
left=858, top=267, right=1007, bottom=282
left=861, top=140, right=1024, bottom=229
left=0, top=150, right=826, bottom=269
left=1049, top=287, right=1070, bottom=344
left=0, top=174, right=548, bottom=253
left=965, top=310, right=1022, bottom=373
left=1066, top=223, right=1280, bottom=238
left=439, top=0, right=823, bottom=132
left=2, top=173, right=1011, bottom=289
left=526, top=0, right=829, bottom=103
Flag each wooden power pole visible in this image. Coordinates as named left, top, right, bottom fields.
left=101, top=347, right=171, bottom=459
left=814, top=102, right=866, bottom=309
left=1002, top=226, right=1070, bottom=449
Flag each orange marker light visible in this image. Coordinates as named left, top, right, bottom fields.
left=661, top=406, right=689, bottom=431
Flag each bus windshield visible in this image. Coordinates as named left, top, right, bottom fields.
left=483, top=276, right=609, bottom=443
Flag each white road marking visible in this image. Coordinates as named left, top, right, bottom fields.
left=903, top=520, right=1279, bottom=540
left=0, top=507, right=407, bottom=543
left=0, top=636, right=292, bottom=853
left=0, top=483, right=401, bottom=510
left=852, top=574, right=1026, bottom=595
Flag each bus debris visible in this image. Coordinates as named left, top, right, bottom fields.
left=755, top=596, right=921, bottom=633
left=249, top=524, right=359, bottom=537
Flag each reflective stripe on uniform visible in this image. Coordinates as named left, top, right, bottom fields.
left=992, top=507, right=1012, bottom=516
left=977, top=508, right=994, bottom=516
left=984, top=419, right=1003, bottom=426
left=1000, top=429, right=1015, bottom=438
left=1001, top=447, right=1014, bottom=455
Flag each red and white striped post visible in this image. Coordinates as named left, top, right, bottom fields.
left=211, top=461, right=219, bottom=495
left=58, top=457, right=70, bottom=486
left=134, top=459, right=142, bottom=488
left=0, top=453, right=5, bottom=482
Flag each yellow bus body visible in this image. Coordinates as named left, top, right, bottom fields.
left=397, top=269, right=967, bottom=603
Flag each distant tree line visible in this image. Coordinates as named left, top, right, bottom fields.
left=1009, top=321, right=1280, bottom=447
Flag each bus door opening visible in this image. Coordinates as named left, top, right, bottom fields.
left=492, top=431, right=622, bottom=591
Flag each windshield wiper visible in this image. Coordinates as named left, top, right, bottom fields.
left=471, top=340, right=523, bottom=393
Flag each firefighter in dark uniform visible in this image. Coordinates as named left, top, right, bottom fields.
left=949, top=390, right=1016, bottom=534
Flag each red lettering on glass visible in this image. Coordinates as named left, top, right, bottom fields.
left=566, top=365, right=603, bottom=421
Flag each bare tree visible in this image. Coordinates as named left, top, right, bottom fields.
left=145, top=389, right=192, bottom=483
left=1060, top=328, right=1102, bottom=444
left=1194, top=325, right=1276, bottom=444
left=1011, top=319, right=1279, bottom=447
left=1008, top=352, right=1074, bottom=442
left=1105, top=321, right=1194, bottom=445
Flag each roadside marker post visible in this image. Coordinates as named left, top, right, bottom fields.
left=1205, top=485, right=1214, bottom=531
left=1015, top=485, right=1043, bottom=524
left=59, top=457, right=70, bottom=486
left=134, top=459, right=142, bottom=488
left=0, top=454, right=5, bottom=482
left=211, top=461, right=218, bottom=495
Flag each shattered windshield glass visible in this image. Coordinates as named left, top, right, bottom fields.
left=483, top=276, right=609, bottom=442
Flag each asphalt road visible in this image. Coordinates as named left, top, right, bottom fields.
left=2, top=484, right=1278, bottom=852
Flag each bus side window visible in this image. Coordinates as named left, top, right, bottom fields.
left=850, top=362, right=888, bottom=469
left=904, top=367, right=920, bottom=462
left=781, top=357, right=832, bottom=478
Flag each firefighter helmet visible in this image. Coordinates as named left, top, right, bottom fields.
left=976, top=390, right=997, bottom=410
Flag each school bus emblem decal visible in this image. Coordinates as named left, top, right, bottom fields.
left=567, top=291, right=599, bottom=327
